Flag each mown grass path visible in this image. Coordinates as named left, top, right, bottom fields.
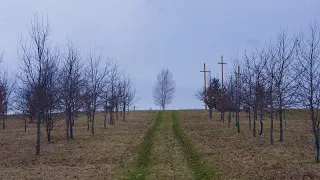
left=148, top=111, right=193, bottom=179
left=127, top=111, right=163, bottom=180
left=171, top=111, right=216, bottom=180
left=126, top=111, right=216, bottom=180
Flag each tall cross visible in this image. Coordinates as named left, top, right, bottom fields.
left=218, top=55, right=227, bottom=92
left=235, top=65, right=242, bottom=132
left=235, top=65, right=242, bottom=93
left=200, top=63, right=211, bottom=110
left=235, top=65, right=243, bottom=106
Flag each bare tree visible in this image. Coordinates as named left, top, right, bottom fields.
left=0, top=54, right=15, bottom=131
left=115, top=75, right=123, bottom=120
left=273, top=29, right=299, bottom=142
left=85, top=50, right=109, bottom=134
left=243, top=48, right=267, bottom=137
left=241, top=69, right=253, bottom=130
left=14, top=84, right=36, bottom=125
left=153, top=68, right=176, bottom=110
left=265, top=44, right=277, bottom=145
left=105, top=63, right=119, bottom=125
left=18, top=14, right=60, bottom=154
left=296, top=22, right=320, bottom=162
left=225, top=74, right=237, bottom=127
left=120, top=74, right=136, bottom=121
left=42, top=49, right=60, bottom=142
left=0, top=55, right=6, bottom=129
left=83, top=90, right=91, bottom=131
left=59, top=39, right=83, bottom=140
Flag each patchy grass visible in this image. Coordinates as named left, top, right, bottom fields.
left=127, top=111, right=163, bottom=180
left=147, top=111, right=193, bottom=179
left=0, top=111, right=154, bottom=179
left=171, top=111, right=216, bottom=180
left=178, top=110, right=320, bottom=179
left=2, top=109, right=319, bottom=179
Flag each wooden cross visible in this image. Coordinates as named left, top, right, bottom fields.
left=200, top=63, right=211, bottom=110
left=235, top=65, right=242, bottom=132
left=218, top=55, right=227, bottom=92
left=234, top=65, right=243, bottom=104
left=235, top=65, right=242, bottom=90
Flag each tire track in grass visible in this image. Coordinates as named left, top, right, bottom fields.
left=128, top=111, right=163, bottom=180
left=148, top=111, right=193, bottom=179
left=171, top=111, right=216, bottom=180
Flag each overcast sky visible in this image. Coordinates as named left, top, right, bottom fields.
left=0, top=0, right=319, bottom=110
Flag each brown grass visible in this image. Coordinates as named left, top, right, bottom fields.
left=2, top=109, right=319, bottom=179
left=178, top=110, right=320, bottom=180
left=0, top=111, right=154, bottom=180
left=147, top=111, right=193, bottom=179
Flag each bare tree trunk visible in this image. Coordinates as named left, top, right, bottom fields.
left=66, top=118, right=69, bottom=141
left=253, top=109, right=257, bottom=137
left=47, top=123, right=51, bottom=142
left=46, top=115, right=51, bottom=142
left=68, top=106, right=73, bottom=139
left=69, top=119, right=73, bottom=139
left=209, top=108, right=213, bottom=120
left=279, top=108, right=283, bottom=142
left=259, top=110, right=263, bottom=136
left=221, top=111, right=225, bottom=123
left=104, top=114, right=107, bottom=130
left=316, top=136, right=319, bottom=163
left=284, top=109, right=286, bottom=127
left=36, top=112, right=41, bottom=155
left=2, top=114, right=5, bottom=129
left=110, top=109, right=114, bottom=125
left=72, top=107, right=76, bottom=126
left=87, top=114, right=90, bottom=131
left=270, top=107, right=274, bottom=145
left=236, top=110, right=240, bottom=133
left=228, top=111, right=231, bottom=128
left=91, top=112, right=95, bottom=135
left=123, top=105, right=126, bottom=122
left=24, top=119, right=27, bottom=133
left=248, top=110, right=251, bottom=130
left=312, top=115, right=316, bottom=134
left=116, top=106, right=119, bottom=120
left=312, top=108, right=318, bottom=163
left=47, top=132, right=51, bottom=142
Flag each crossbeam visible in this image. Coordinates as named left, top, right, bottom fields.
left=218, top=55, right=227, bottom=92
left=200, top=63, right=211, bottom=110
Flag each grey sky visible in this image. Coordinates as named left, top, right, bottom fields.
left=0, top=0, right=319, bottom=110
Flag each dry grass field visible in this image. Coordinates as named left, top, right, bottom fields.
left=0, top=111, right=155, bottom=179
left=1, top=109, right=319, bottom=179
left=178, top=109, right=320, bottom=179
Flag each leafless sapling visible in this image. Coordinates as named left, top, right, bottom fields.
left=243, top=47, right=267, bottom=137
left=105, top=63, right=119, bottom=125
left=85, top=50, right=109, bottom=134
left=18, top=14, right=57, bottom=154
left=272, top=28, right=299, bottom=142
left=296, top=22, right=320, bottom=162
left=59, top=39, right=83, bottom=140
left=153, top=68, right=176, bottom=110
